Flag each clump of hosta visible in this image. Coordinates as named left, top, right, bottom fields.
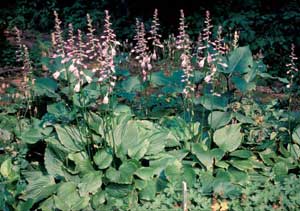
left=176, top=10, right=194, bottom=97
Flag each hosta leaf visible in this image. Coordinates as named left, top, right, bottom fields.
left=68, top=152, right=94, bottom=174
left=22, top=172, right=57, bottom=203
left=208, top=111, right=232, bottom=130
left=0, top=158, right=19, bottom=181
left=55, top=182, right=89, bottom=211
left=192, top=143, right=225, bottom=171
left=165, top=160, right=182, bottom=184
left=213, top=124, right=243, bottom=152
left=135, top=167, right=156, bottom=180
left=91, top=191, right=106, bottom=209
left=34, top=77, right=58, bottom=97
left=44, top=144, right=66, bottom=177
left=78, top=171, right=102, bottom=196
left=232, top=75, right=256, bottom=93
left=229, top=160, right=253, bottom=171
left=230, top=150, right=253, bottom=158
left=292, top=125, right=300, bottom=145
left=227, top=46, right=253, bottom=74
left=55, top=125, right=84, bottom=152
left=139, top=179, right=157, bottom=201
left=105, top=184, right=133, bottom=198
left=106, top=160, right=139, bottom=184
left=20, top=128, right=44, bottom=144
left=121, top=76, right=141, bottom=92
left=199, top=95, right=228, bottom=111
left=94, top=149, right=113, bottom=169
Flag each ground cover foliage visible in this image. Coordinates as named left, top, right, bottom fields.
left=0, top=6, right=300, bottom=211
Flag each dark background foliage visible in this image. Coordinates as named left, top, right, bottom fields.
left=0, top=0, right=299, bottom=76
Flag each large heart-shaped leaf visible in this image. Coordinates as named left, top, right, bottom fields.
left=292, top=125, right=300, bottom=145
left=213, top=124, right=243, bottom=152
left=94, top=149, right=113, bottom=169
left=227, top=46, right=253, bottom=74
left=208, top=111, right=232, bottom=130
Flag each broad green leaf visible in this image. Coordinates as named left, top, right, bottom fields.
left=34, top=77, right=58, bottom=97
left=106, top=160, right=139, bottom=184
left=135, top=167, right=156, bottom=180
left=150, top=71, right=170, bottom=87
left=273, top=162, right=288, bottom=180
left=139, top=179, right=157, bottom=201
left=121, top=76, right=141, bottom=92
left=229, top=159, right=253, bottom=171
left=208, top=111, right=232, bottom=130
left=199, top=95, right=228, bottom=111
left=55, top=125, right=84, bottom=152
left=105, top=184, right=133, bottom=198
left=20, top=128, right=44, bottom=144
left=22, top=172, right=57, bottom=203
left=44, top=144, right=66, bottom=177
left=0, top=159, right=19, bottom=181
left=91, top=191, right=106, bottom=209
left=68, top=152, right=94, bottom=174
left=230, top=150, right=253, bottom=158
left=232, top=75, right=256, bottom=93
left=213, top=124, right=243, bottom=152
left=93, top=149, right=113, bottom=169
left=191, top=143, right=225, bottom=171
left=227, top=46, right=253, bottom=74
left=165, top=160, right=182, bottom=184
left=55, top=182, right=89, bottom=211
left=78, top=171, right=102, bottom=196
left=292, top=125, right=300, bottom=145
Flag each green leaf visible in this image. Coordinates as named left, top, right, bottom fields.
left=150, top=71, right=170, bottom=87
left=22, top=172, right=57, bottom=203
left=44, top=144, right=66, bottom=177
left=0, top=159, right=19, bottom=181
left=232, top=75, right=256, bottom=93
left=199, top=95, right=228, bottom=111
left=68, top=152, right=94, bottom=174
left=230, top=150, right=253, bottom=158
left=165, top=160, right=182, bottom=184
left=208, top=111, right=232, bottom=130
left=20, top=128, right=44, bottom=144
left=106, top=160, right=139, bottom=184
left=94, top=149, right=113, bottom=169
left=55, top=182, right=89, bottom=211
left=55, top=125, right=84, bottom=152
left=227, top=46, right=253, bottom=74
left=273, top=162, right=288, bottom=181
left=213, top=124, right=243, bottom=152
left=229, top=160, right=253, bottom=171
left=122, top=76, right=141, bottom=92
left=139, top=179, right=157, bottom=201
left=292, top=125, right=300, bottom=145
left=78, top=171, right=102, bottom=196
left=191, top=143, right=225, bottom=171
left=34, top=77, right=58, bottom=97
left=135, top=167, right=156, bottom=180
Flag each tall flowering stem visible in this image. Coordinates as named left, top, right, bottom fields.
left=148, top=8, right=163, bottom=61
left=99, top=10, right=119, bottom=103
left=177, top=10, right=194, bottom=97
left=286, top=44, right=299, bottom=142
left=132, top=19, right=152, bottom=82
left=176, top=10, right=195, bottom=137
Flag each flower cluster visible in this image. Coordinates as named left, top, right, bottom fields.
left=148, top=8, right=163, bottom=60
left=286, top=44, right=299, bottom=88
left=50, top=10, right=119, bottom=99
left=176, top=10, right=194, bottom=97
left=132, top=19, right=152, bottom=81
